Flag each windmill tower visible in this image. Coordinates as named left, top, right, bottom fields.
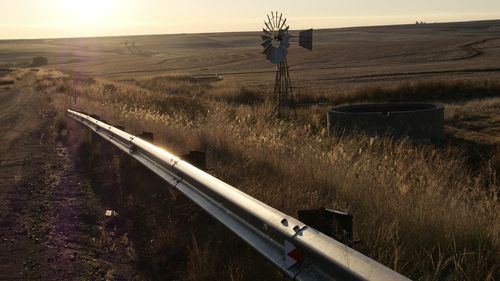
left=261, top=12, right=313, bottom=116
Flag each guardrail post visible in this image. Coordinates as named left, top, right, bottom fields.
left=90, top=114, right=100, bottom=120
left=139, top=132, right=154, bottom=143
left=298, top=208, right=355, bottom=246
left=181, top=151, right=207, bottom=171
left=87, top=127, right=93, bottom=145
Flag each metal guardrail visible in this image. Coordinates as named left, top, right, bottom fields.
left=67, top=108, right=411, bottom=281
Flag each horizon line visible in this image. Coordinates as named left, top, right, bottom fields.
left=1, top=17, right=499, bottom=41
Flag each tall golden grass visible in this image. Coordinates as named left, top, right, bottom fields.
left=41, top=73, right=499, bottom=281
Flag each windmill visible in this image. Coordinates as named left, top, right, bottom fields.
left=261, top=11, right=313, bottom=115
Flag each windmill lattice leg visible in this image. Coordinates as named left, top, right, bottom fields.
left=273, top=59, right=295, bottom=116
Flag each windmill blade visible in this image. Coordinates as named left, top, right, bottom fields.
left=262, top=28, right=271, bottom=35
left=261, top=38, right=272, bottom=45
left=299, top=29, right=313, bottom=51
left=273, top=47, right=286, bottom=64
left=278, top=27, right=289, bottom=37
left=261, top=39, right=272, bottom=49
left=279, top=29, right=289, bottom=41
left=280, top=33, right=290, bottom=45
left=268, top=48, right=279, bottom=64
left=277, top=13, right=283, bottom=30
left=265, top=48, right=274, bottom=61
left=279, top=46, right=288, bottom=57
left=267, top=47, right=285, bottom=64
left=264, top=21, right=273, bottom=32
left=280, top=26, right=290, bottom=38
left=263, top=43, right=272, bottom=54
left=267, top=14, right=274, bottom=29
left=279, top=18, right=287, bottom=30
left=261, top=35, right=271, bottom=41
left=266, top=47, right=275, bottom=60
left=282, top=47, right=288, bottom=59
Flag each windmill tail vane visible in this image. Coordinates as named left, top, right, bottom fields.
left=261, top=12, right=313, bottom=116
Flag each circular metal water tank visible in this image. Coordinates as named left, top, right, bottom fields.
left=327, top=103, right=444, bottom=141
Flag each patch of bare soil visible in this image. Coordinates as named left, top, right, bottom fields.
left=0, top=72, right=140, bottom=280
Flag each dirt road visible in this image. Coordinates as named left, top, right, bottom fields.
left=0, top=72, right=138, bottom=280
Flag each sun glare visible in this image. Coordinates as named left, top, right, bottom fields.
left=60, top=0, right=116, bottom=27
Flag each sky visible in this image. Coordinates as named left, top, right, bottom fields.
left=1, top=0, right=500, bottom=39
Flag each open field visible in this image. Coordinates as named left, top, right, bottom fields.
left=1, top=19, right=500, bottom=88
left=2, top=19, right=496, bottom=144
left=0, top=20, right=499, bottom=280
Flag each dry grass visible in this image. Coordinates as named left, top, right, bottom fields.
left=446, top=97, right=500, bottom=143
left=41, top=72, right=499, bottom=281
left=292, top=78, right=500, bottom=106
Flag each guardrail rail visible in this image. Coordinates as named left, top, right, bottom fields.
left=67, top=108, right=411, bottom=281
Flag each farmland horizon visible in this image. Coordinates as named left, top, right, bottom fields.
left=2, top=0, right=500, bottom=40
left=1, top=17, right=500, bottom=41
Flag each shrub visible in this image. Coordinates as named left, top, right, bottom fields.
left=31, top=56, right=48, bottom=67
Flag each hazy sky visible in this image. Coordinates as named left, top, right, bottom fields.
left=1, top=0, right=500, bottom=39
